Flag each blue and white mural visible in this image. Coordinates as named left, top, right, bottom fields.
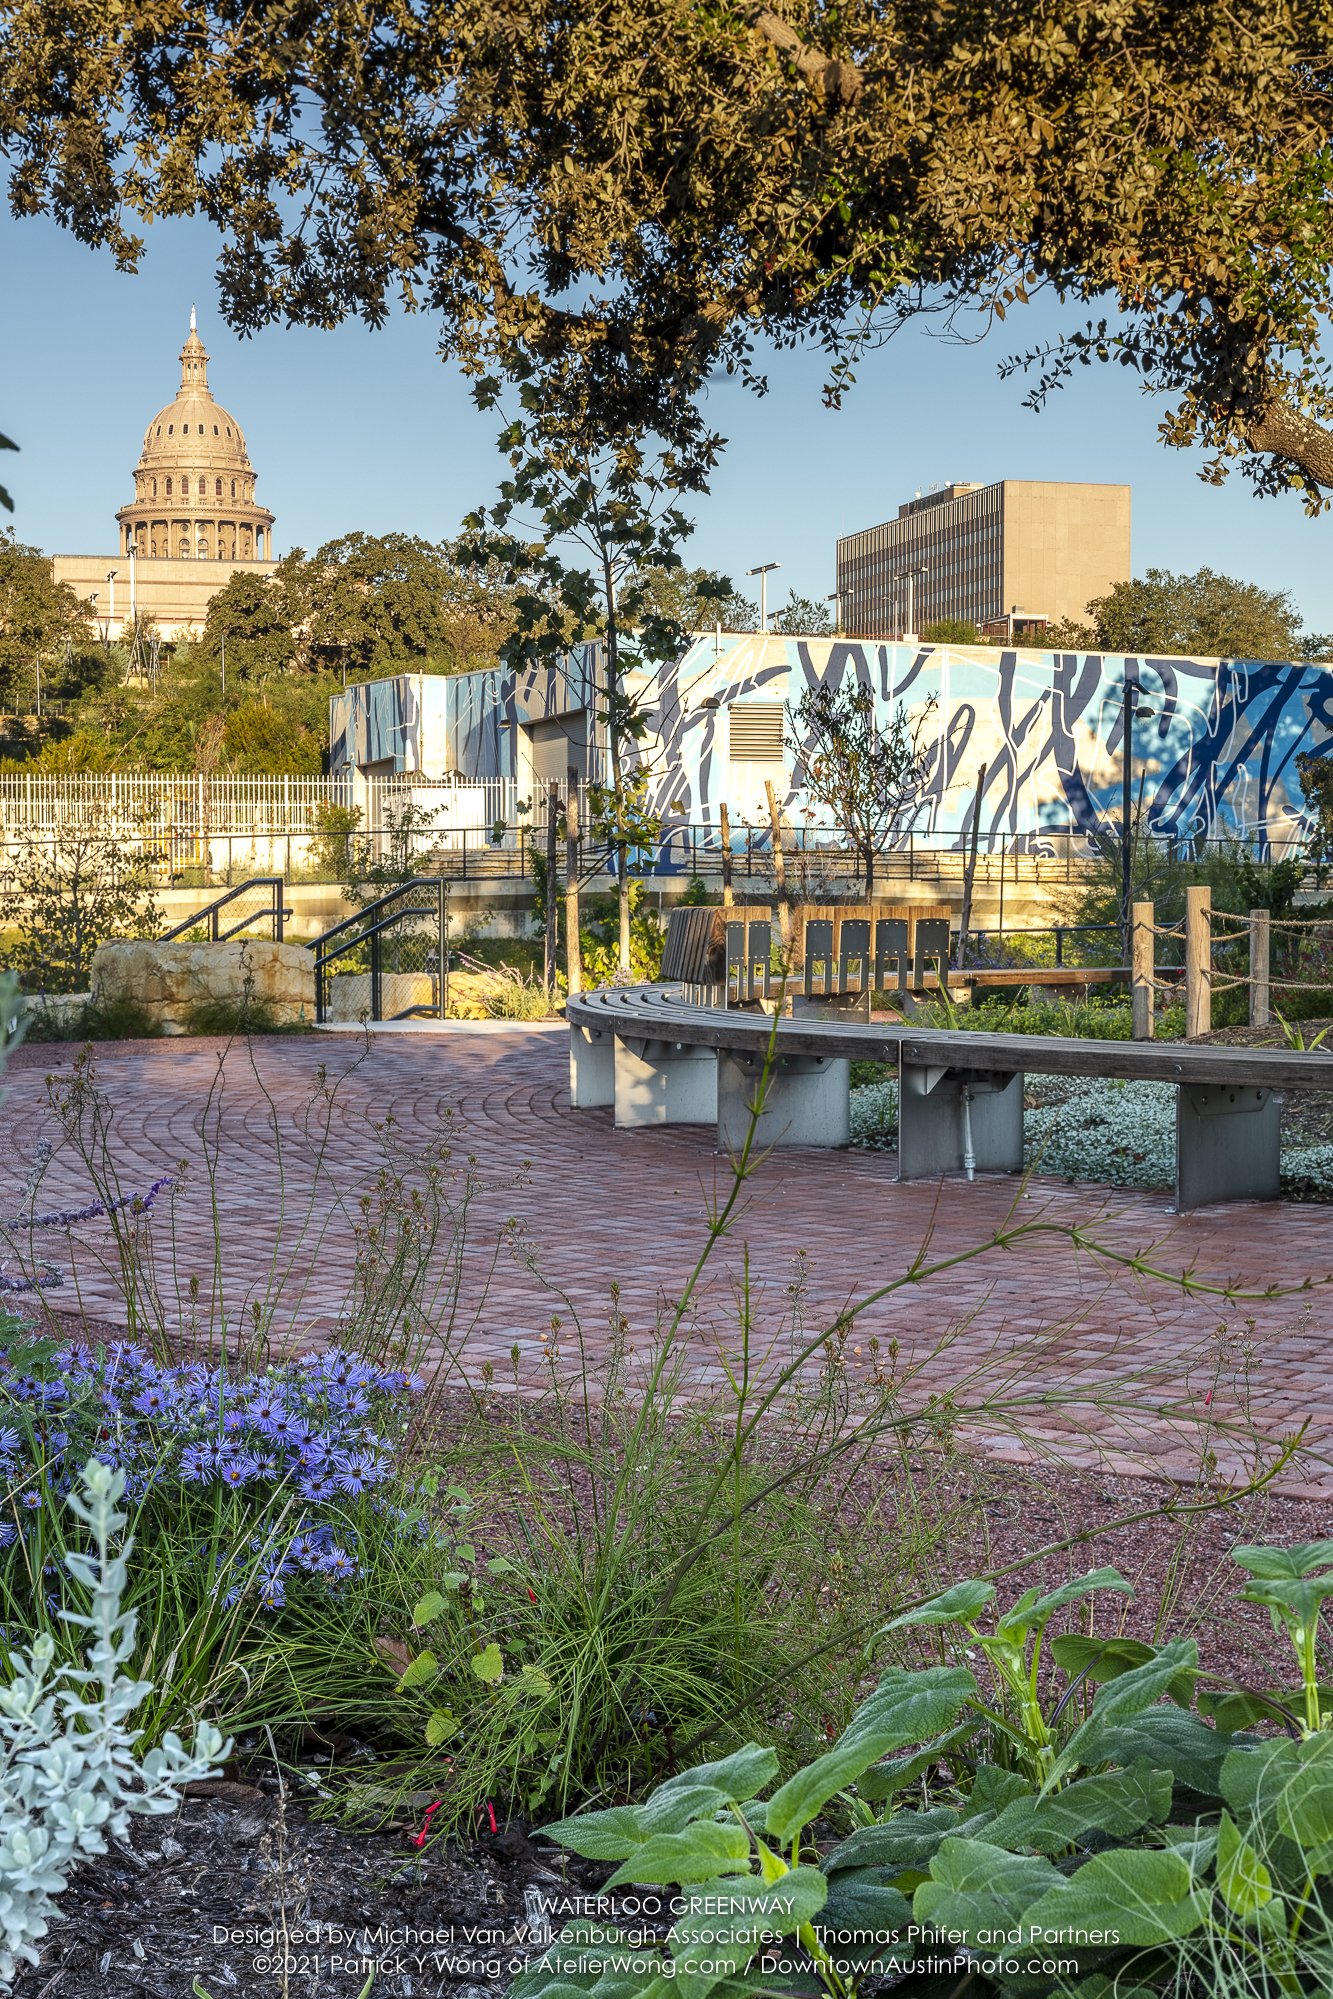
left=331, top=636, right=1333, bottom=856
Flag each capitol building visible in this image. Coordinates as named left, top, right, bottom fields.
left=52, top=312, right=276, bottom=641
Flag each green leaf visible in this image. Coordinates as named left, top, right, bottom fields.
left=424, top=1707, right=457, bottom=1747
left=1023, top=1845, right=1207, bottom=1946
left=652, top=1746, right=780, bottom=1808
left=1197, top=1686, right=1311, bottom=1732
left=1216, top=1809, right=1277, bottom=1918
left=471, top=1642, right=504, bottom=1684
left=670, top=1869, right=828, bottom=1999
left=1232, top=1542, right=1333, bottom=1580
left=398, top=1649, right=438, bottom=1690
left=1052, top=1634, right=1196, bottom=1706
left=824, top=1807, right=963, bottom=1876
left=856, top=1721, right=977, bottom=1802
left=914, top=1837, right=1062, bottom=1946
left=766, top=1668, right=975, bottom=1844
left=1222, top=1735, right=1333, bottom=1858
left=985, top=1762, right=1172, bottom=1856
left=1047, top=1639, right=1198, bottom=1784
left=412, top=1591, right=448, bottom=1627
left=884, top=1579, right=994, bottom=1631
left=541, top=1806, right=654, bottom=1861
left=1098, top=1709, right=1238, bottom=1797
left=605, top=1822, right=751, bottom=1888
left=995, top=1568, right=1133, bottom=1641
left=813, top=1878, right=912, bottom=1974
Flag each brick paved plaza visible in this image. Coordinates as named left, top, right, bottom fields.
left=3, top=1023, right=1330, bottom=1495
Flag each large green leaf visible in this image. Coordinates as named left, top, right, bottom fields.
left=1098, top=1709, right=1239, bottom=1797
left=1197, top=1686, right=1313, bottom=1733
left=508, top=1923, right=666, bottom=1999
left=813, top=1878, right=912, bottom=1976
left=605, top=1822, right=751, bottom=1888
left=985, top=1762, right=1172, bottom=1856
left=1047, top=1640, right=1199, bottom=1784
left=540, top=1804, right=656, bottom=1860
left=766, top=1668, right=975, bottom=1843
left=1216, top=1809, right=1279, bottom=1920
left=1023, top=1846, right=1207, bottom=1947
left=884, top=1579, right=995, bottom=1630
left=824, top=1807, right=964, bottom=1876
left=996, top=1569, right=1133, bottom=1641
left=856, top=1721, right=977, bottom=1802
left=914, top=1838, right=1063, bottom=1945
left=669, top=1868, right=828, bottom=1999
left=1222, top=1735, right=1333, bottom=1860
left=651, top=1747, right=780, bottom=1807
left=1231, top=1542, right=1333, bottom=1580
left=1051, top=1635, right=1196, bottom=1707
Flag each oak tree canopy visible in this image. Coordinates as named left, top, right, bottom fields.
left=3, top=2, right=1332, bottom=497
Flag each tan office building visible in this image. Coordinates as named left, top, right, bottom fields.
left=836, top=480, right=1131, bottom=641
left=52, top=312, right=277, bottom=642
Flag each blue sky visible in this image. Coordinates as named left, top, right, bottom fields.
left=5, top=203, right=1333, bottom=632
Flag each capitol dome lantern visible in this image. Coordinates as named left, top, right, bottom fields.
left=116, top=309, right=275, bottom=564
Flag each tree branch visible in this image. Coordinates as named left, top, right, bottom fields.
left=1243, top=394, right=1333, bottom=490
left=744, top=6, right=864, bottom=108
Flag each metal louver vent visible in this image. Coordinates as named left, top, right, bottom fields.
left=727, top=703, right=786, bottom=763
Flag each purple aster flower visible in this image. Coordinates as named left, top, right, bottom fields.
left=320, top=1547, right=357, bottom=1580
left=329, top=1385, right=371, bottom=1418
left=221, top=1407, right=250, bottom=1437
left=287, top=1435, right=329, bottom=1473
left=0, top=1523, right=15, bottom=1548
left=132, top=1385, right=170, bottom=1418
left=264, top=1410, right=311, bottom=1447
left=257, top=1574, right=286, bottom=1610
left=0, top=1427, right=21, bottom=1458
left=297, top=1466, right=338, bottom=1503
left=179, top=1442, right=221, bottom=1482
left=218, top=1456, right=258, bottom=1490
left=19, top=1489, right=41, bottom=1510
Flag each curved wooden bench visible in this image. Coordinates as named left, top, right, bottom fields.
left=567, top=984, right=1333, bottom=1210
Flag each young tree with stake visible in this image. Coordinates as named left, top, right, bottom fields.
left=789, top=683, right=936, bottom=900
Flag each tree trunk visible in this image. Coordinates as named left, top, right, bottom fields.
left=764, top=778, right=792, bottom=964
left=955, top=763, right=987, bottom=969
left=564, top=767, right=582, bottom=997
left=544, top=779, right=559, bottom=995
left=1244, top=396, right=1333, bottom=490
left=719, top=801, right=735, bottom=907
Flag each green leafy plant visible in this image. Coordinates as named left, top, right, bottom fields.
left=512, top=1543, right=1333, bottom=1997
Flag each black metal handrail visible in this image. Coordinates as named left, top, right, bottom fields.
left=311, top=877, right=449, bottom=1023
left=159, top=876, right=288, bottom=943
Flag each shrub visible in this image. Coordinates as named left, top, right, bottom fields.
left=19, top=993, right=162, bottom=1042
left=0, top=811, right=161, bottom=994
left=182, top=992, right=311, bottom=1035
left=514, top=1551, right=1333, bottom=1999
left=580, top=880, right=665, bottom=985
left=0, top=1458, right=224, bottom=1986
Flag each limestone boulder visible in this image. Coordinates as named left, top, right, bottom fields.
left=91, top=939, right=315, bottom=1034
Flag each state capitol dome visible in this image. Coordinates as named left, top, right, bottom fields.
left=116, top=310, right=275, bottom=564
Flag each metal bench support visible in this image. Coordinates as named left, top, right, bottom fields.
left=614, top=1036, right=718, bottom=1128
left=569, top=1023, right=615, bottom=1108
left=1176, top=1084, right=1280, bottom=1211
left=898, top=1061, right=1024, bottom=1180
left=716, top=1051, right=850, bottom=1150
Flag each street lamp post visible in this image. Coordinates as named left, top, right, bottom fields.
left=747, top=561, right=781, bottom=633
left=105, top=569, right=118, bottom=644
left=827, top=589, right=841, bottom=634
left=898, top=564, right=928, bottom=643
left=220, top=627, right=227, bottom=699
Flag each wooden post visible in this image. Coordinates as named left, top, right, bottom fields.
left=564, top=769, right=582, bottom=997
left=1185, top=884, right=1212, bottom=1038
left=544, top=779, right=559, bottom=994
left=955, top=763, right=987, bottom=969
left=1131, top=900, right=1154, bottom=1040
left=719, top=801, right=735, bottom=908
left=764, top=779, right=792, bottom=964
left=1250, top=906, right=1271, bottom=1027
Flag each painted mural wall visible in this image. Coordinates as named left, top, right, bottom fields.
left=638, top=635, right=1333, bottom=854
left=330, top=638, right=1333, bottom=855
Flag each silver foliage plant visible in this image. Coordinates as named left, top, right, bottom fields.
left=0, top=1458, right=226, bottom=1987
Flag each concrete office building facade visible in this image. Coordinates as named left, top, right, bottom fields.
left=836, top=480, right=1131, bottom=640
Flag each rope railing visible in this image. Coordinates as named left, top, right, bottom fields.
left=1129, top=890, right=1333, bottom=1037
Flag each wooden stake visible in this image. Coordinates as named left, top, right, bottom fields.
left=1250, top=907, right=1270, bottom=1027
left=1185, top=884, right=1211, bottom=1038
left=564, top=770, right=582, bottom=997
left=719, top=801, right=735, bottom=907
left=1131, top=900, right=1154, bottom=1039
